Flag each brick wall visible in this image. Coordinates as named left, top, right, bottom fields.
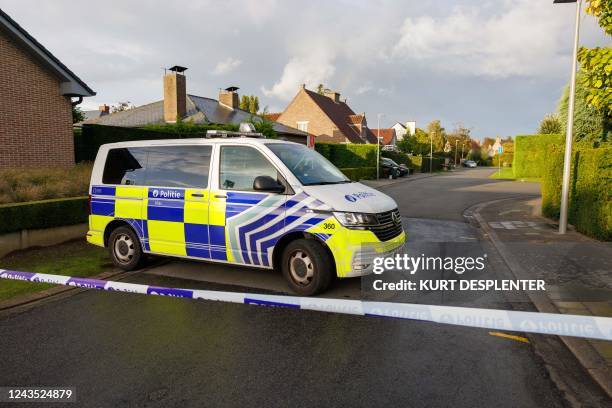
left=0, top=31, right=74, bottom=169
left=276, top=89, right=345, bottom=143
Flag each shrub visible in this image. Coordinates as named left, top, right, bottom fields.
left=75, top=123, right=242, bottom=162
left=381, top=151, right=410, bottom=165
left=542, top=146, right=611, bottom=241
left=409, top=155, right=423, bottom=170
left=0, top=163, right=92, bottom=204
left=513, top=134, right=563, bottom=178
left=315, top=143, right=377, bottom=167
left=340, top=167, right=377, bottom=181
left=538, top=113, right=562, bottom=134
left=0, top=197, right=88, bottom=234
left=421, top=157, right=445, bottom=172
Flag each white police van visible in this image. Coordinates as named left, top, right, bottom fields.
left=87, top=130, right=405, bottom=295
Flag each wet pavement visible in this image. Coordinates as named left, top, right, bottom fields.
left=0, top=168, right=607, bottom=407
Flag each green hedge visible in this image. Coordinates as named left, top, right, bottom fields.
left=0, top=197, right=88, bottom=234
left=421, top=156, right=446, bottom=172
left=315, top=143, right=377, bottom=167
left=340, top=167, right=377, bottom=181
left=409, top=155, right=423, bottom=170
left=542, top=146, right=611, bottom=241
left=381, top=151, right=410, bottom=165
left=75, top=124, right=239, bottom=162
left=513, top=134, right=563, bottom=178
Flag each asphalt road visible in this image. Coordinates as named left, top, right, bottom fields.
left=0, top=168, right=586, bottom=407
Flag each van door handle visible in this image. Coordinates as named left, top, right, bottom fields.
left=214, top=194, right=227, bottom=199
left=191, top=193, right=204, bottom=197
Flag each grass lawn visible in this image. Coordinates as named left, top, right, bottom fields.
left=0, top=240, right=112, bottom=302
left=489, top=167, right=541, bottom=183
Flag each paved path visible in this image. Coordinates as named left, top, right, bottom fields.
left=0, top=168, right=607, bottom=407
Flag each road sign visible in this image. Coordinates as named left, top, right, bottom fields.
left=498, top=146, right=503, bottom=154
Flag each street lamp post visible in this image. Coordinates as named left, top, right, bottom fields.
left=554, top=0, right=581, bottom=234
left=376, top=113, right=384, bottom=180
left=429, top=131, right=433, bottom=173
left=454, top=139, right=459, bottom=167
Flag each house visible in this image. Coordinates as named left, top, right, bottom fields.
left=371, top=128, right=397, bottom=147
left=82, top=104, right=110, bottom=122
left=0, top=8, right=95, bottom=168
left=391, top=121, right=416, bottom=141
left=84, top=67, right=307, bottom=144
left=274, top=85, right=377, bottom=144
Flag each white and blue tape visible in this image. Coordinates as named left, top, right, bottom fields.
left=1, top=269, right=611, bottom=341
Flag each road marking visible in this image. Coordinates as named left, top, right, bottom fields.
left=1, top=269, right=611, bottom=341
left=489, top=331, right=530, bottom=343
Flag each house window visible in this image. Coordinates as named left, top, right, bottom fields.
left=297, top=121, right=309, bottom=132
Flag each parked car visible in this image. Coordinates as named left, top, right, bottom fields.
left=382, top=157, right=408, bottom=177
left=381, top=145, right=399, bottom=152
left=462, top=160, right=477, bottom=168
left=381, top=158, right=401, bottom=178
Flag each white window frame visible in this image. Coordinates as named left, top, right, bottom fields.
left=296, top=121, right=309, bottom=132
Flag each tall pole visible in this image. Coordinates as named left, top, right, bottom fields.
left=376, top=114, right=381, bottom=180
left=454, top=139, right=458, bottom=166
left=559, top=0, right=581, bottom=234
left=429, top=132, right=433, bottom=173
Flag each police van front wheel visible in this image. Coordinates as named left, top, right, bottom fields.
left=108, top=226, right=145, bottom=271
left=281, top=239, right=333, bottom=296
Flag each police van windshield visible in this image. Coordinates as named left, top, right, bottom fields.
left=267, top=143, right=352, bottom=186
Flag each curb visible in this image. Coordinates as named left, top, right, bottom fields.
left=361, top=171, right=440, bottom=190
left=0, top=260, right=167, bottom=313
left=468, top=197, right=612, bottom=399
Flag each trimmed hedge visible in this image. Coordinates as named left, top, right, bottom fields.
left=0, top=197, right=88, bottom=234
left=513, top=134, right=563, bottom=178
left=75, top=124, right=238, bottom=162
left=381, top=151, right=411, bottom=166
left=542, top=147, right=611, bottom=241
left=315, top=143, right=377, bottom=167
left=421, top=157, right=446, bottom=172
left=340, top=167, right=377, bottom=181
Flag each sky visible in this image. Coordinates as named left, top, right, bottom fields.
left=2, top=0, right=609, bottom=140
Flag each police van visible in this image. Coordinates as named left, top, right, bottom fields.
left=87, top=130, right=405, bottom=295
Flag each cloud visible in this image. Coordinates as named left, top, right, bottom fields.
left=213, top=57, right=242, bottom=75
left=391, top=0, right=570, bottom=78
left=262, top=54, right=336, bottom=100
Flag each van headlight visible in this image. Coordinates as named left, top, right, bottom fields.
left=333, top=212, right=378, bottom=227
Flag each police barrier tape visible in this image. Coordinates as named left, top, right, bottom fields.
left=1, top=269, right=611, bottom=341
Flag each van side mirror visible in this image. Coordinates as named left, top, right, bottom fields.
left=253, top=176, right=284, bottom=193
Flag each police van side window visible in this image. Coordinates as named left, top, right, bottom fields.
left=102, top=147, right=148, bottom=185
left=219, top=146, right=278, bottom=191
left=145, top=145, right=211, bottom=188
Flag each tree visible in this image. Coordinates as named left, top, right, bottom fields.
left=240, top=95, right=250, bottom=111
left=558, top=72, right=610, bottom=145
left=538, top=113, right=562, bottom=134
left=577, top=0, right=611, bottom=115
left=426, top=120, right=446, bottom=153
left=72, top=105, right=85, bottom=123
left=317, top=84, right=325, bottom=94
left=111, top=101, right=135, bottom=113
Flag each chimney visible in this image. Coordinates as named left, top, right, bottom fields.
left=98, top=104, right=109, bottom=114
left=163, top=65, right=187, bottom=122
left=219, top=86, right=240, bottom=109
left=323, top=89, right=340, bottom=103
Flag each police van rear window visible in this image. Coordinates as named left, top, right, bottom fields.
left=102, top=145, right=212, bottom=188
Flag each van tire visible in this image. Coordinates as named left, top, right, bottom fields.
left=108, top=226, right=145, bottom=271
left=281, top=239, right=333, bottom=296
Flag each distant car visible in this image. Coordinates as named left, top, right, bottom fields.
left=382, top=158, right=408, bottom=177
left=381, top=145, right=399, bottom=152
left=463, top=160, right=477, bottom=168
left=380, top=158, right=400, bottom=178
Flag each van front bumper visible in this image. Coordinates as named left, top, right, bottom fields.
left=342, top=231, right=406, bottom=278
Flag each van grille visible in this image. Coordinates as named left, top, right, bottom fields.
left=368, top=209, right=403, bottom=241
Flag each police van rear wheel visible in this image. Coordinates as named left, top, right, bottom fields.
left=109, top=226, right=145, bottom=271
left=282, top=239, right=333, bottom=296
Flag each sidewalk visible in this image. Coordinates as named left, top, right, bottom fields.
left=473, top=197, right=612, bottom=397
left=360, top=171, right=438, bottom=188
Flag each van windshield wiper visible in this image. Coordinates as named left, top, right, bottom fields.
left=303, top=180, right=353, bottom=186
